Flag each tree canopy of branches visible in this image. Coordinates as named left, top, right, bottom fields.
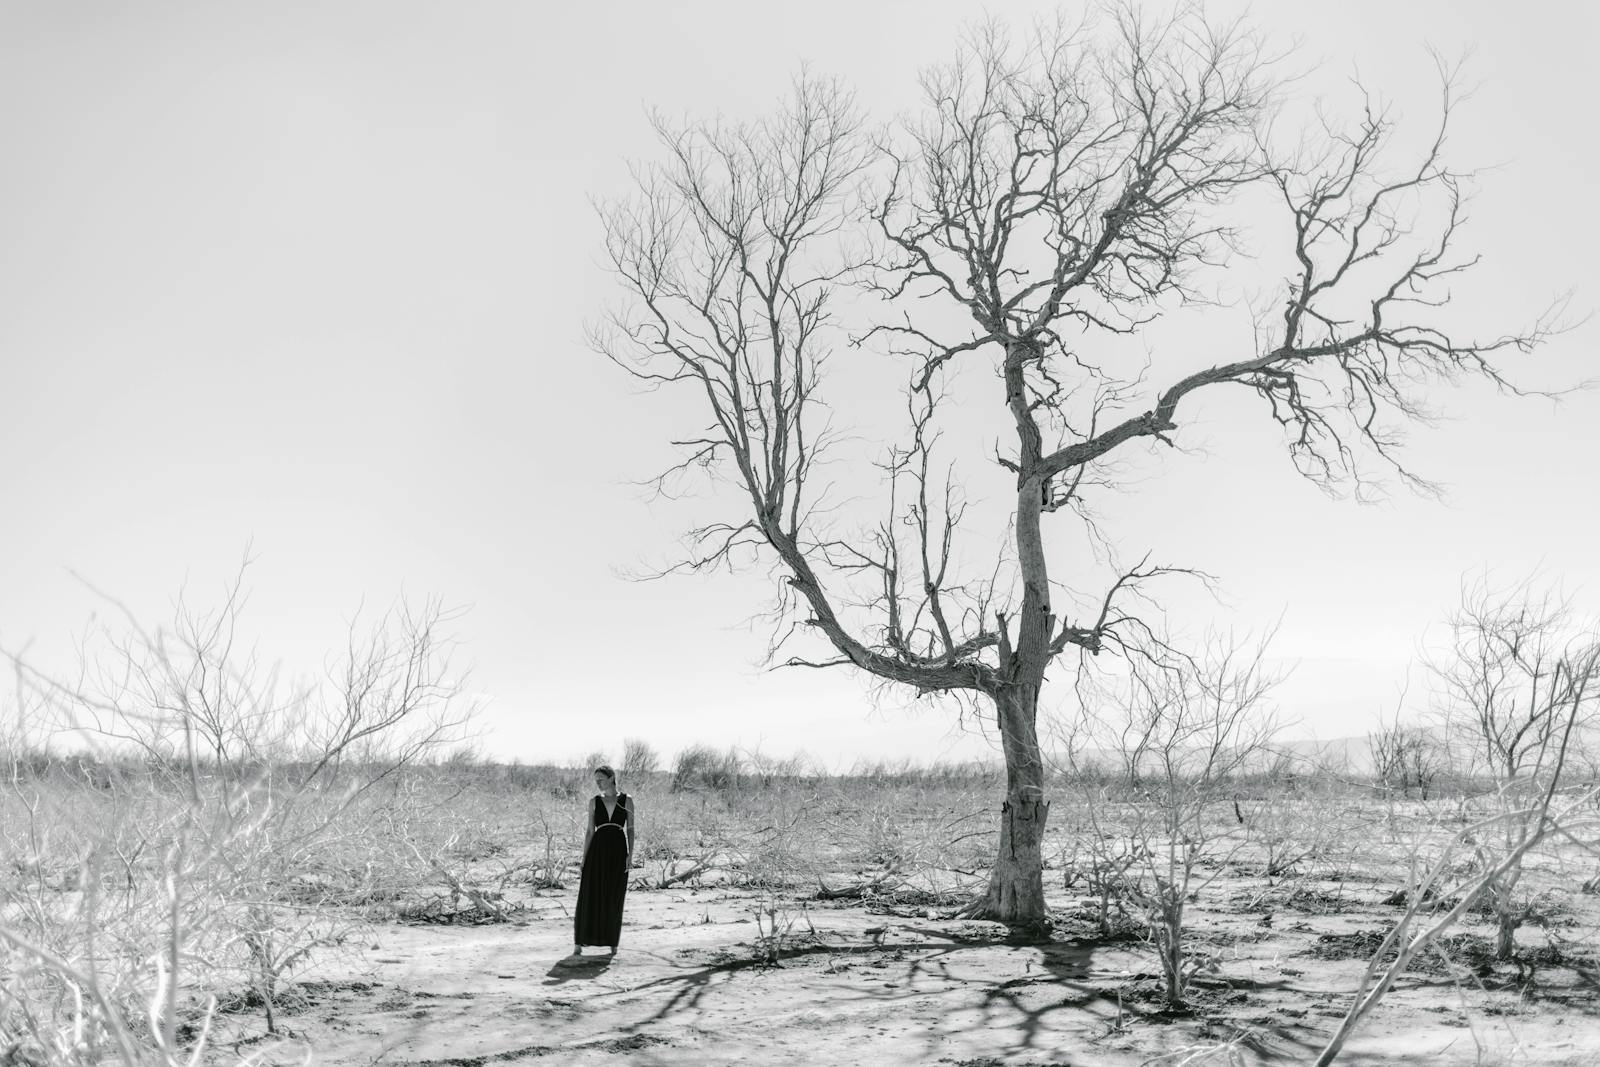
left=594, top=7, right=1559, bottom=922
left=1433, top=574, right=1600, bottom=785
left=1429, top=574, right=1600, bottom=960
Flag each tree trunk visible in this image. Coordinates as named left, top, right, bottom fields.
left=1491, top=840, right=1524, bottom=961
left=962, top=684, right=1051, bottom=924
left=1494, top=905, right=1519, bottom=961
left=967, top=351, right=1056, bottom=927
left=1159, top=918, right=1185, bottom=1009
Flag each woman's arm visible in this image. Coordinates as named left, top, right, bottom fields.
left=624, top=795, right=637, bottom=864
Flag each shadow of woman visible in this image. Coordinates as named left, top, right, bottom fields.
left=544, top=954, right=614, bottom=985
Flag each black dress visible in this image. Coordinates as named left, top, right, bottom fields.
left=574, top=792, right=630, bottom=948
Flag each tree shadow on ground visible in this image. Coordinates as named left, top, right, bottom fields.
left=610, top=921, right=1321, bottom=1061
left=961, top=933, right=1320, bottom=1060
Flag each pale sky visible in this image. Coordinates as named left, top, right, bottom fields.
left=1, top=0, right=1595, bottom=769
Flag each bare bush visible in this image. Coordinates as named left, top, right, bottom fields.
left=741, top=747, right=814, bottom=789
left=1434, top=575, right=1600, bottom=782
left=1368, top=707, right=1440, bottom=799
left=1428, top=574, right=1600, bottom=960
left=742, top=789, right=826, bottom=963
left=1315, top=771, right=1599, bottom=1063
left=1056, top=798, right=1143, bottom=938
left=621, top=737, right=660, bottom=776
left=671, top=744, right=743, bottom=793
left=636, top=793, right=740, bottom=889
left=1241, top=792, right=1354, bottom=886
left=525, top=808, right=576, bottom=890
left=1073, top=629, right=1285, bottom=1007
left=0, top=569, right=472, bottom=1056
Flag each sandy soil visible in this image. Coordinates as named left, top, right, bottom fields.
left=217, top=877, right=1600, bottom=1067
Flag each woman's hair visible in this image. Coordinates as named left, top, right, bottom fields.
left=592, top=765, right=617, bottom=782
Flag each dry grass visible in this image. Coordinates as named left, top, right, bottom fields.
left=3, top=748, right=1599, bottom=1064
left=0, top=735, right=1593, bottom=1067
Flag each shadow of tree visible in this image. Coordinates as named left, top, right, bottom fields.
left=605, top=922, right=1322, bottom=1060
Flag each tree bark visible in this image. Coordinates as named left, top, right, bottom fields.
left=958, top=350, right=1059, bottom=926
left=1495, top=911, right=1518, bottom=961
left=962, top=684, right=1051, bottom=924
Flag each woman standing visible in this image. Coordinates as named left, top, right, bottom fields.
left=572, top=765, right=635, bottom=956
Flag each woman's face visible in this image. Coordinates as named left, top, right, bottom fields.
left=594, top=772, right=614, bottom=793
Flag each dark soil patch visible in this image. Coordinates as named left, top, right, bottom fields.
left=1304, top=928, right=1393, bottom=962
left=1281, top=887, right=1352, bottom=914
left=394, top=899, right=523, bottom=925
left=1052, top=906, right=1146, bottom=941
left=1410, top=933, right=1499, bottom=975
left=211, top=980, right=374, bottom=1017
left=298, top=979, right=381, bottom=997
left=1302, top=928, right=1501, bottom=975
left=1519, top=941, right=1596, bottom=969
left=590, top=1034, right=671, bottom=1053
left=1378, top=888, right=1461, bottom=909
left=408, top=1046, right=558, bottom=1066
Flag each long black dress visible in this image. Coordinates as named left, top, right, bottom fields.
left=574, top=792, right=630, bottom=948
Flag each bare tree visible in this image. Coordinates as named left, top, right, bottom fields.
left=1073, top=629, right=1284, bottom=1007
left=621, top=737, right=661, bottom=776
left=1315, top=708, right=1599, bottom=1065
left=1368, top=703, right=1439, bottom=799
left=1433, top=575, right=1599, bottom=784
left=1428, top=573, right=1600, bottom=959
left=595, top=8, right=1560, bottom=922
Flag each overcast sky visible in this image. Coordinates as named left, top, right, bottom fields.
left=1, top=0, right=1595, bottom=770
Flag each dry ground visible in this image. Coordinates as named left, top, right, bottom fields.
left=214, top=871, right=1600, bottom=1066
left=10, top=766, right=1600, bottom=1065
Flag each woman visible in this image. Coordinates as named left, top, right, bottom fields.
left=572, top=765, right=635, bottom=956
